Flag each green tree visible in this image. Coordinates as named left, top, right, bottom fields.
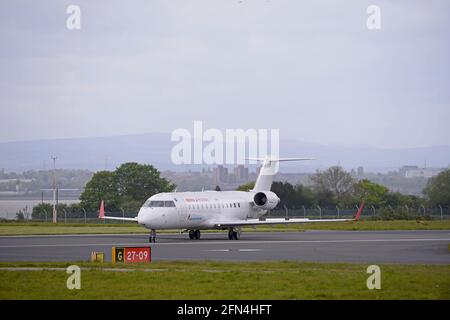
left=16, top=211, right=25, bottom=220
left=80, top=163, right=176, bottom=213
left=236, top=181, right=255, bottom=192
left=310, top=166, right=355, bottom=205
left=115, top=163, right=176, bottom=212
left=271, top=182, right=315, bottom=208
left=423, top=169, right=450, bottom=207
left=80, top=171, right=120, bottom=212
left=32, top=203, right=53, bottom=220
left=353, top=179, right=389, bottom=207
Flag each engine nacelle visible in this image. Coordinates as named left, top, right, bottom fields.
left=253, top=191, right=280, bottom=210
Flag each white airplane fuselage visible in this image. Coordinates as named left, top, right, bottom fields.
left=137, top=190, right=270, bottom=230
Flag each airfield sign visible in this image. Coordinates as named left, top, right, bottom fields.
left=112, top=246, right=151, bottom=263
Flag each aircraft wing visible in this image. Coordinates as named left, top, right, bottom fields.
left=213, top=202, right=364, bottom=228
left=101, top=216, right=138, bottom=222
left=98, top=200, right=138, bottom=222
left=213, top=217, right=354, bottom=228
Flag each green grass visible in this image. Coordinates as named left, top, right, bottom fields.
left=0, top=261, right=448, bottom=299
left=0, top=220, right=449, bottom=236
left=0, top=223, right=146, bottom=236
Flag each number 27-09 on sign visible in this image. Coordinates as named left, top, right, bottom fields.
left=124, top=247, right=151, bottom=263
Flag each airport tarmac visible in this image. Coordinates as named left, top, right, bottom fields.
left=0, top=230, right=449, bottom=264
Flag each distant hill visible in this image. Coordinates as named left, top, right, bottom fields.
left=0, top=133, right=449, bottom=173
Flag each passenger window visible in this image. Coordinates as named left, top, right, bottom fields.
left=233, top=203, right=236, bottom=208
left=238, top=203, right=240, bottom=208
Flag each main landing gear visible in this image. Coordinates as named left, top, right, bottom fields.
left=149, top=229, right=156, bottom=243
left=188, top=229, right=201, bottom=240
left=228, top=228, right=240, bottom=240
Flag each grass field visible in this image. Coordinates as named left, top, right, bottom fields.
left=0, top=220, right=449, bottom=236
left=0, top=261, right=448, bottom=299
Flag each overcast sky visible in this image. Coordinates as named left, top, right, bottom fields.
left=0, top=1, right=449, bottom=148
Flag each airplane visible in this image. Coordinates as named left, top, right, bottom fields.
left=99, top=157, right=364, bottom=242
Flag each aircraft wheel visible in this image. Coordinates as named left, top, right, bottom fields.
left=228, top=230, right=239, bottom=240
left=188, top=230, right=195, bottom=240
left=149, top=229, right=156, bottom=243
left=194, top=230, right=201, bottom=240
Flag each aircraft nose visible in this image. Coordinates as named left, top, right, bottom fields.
left=137, top=208, right=148, bottom=225
left=137, top=208, right=160, bottom=226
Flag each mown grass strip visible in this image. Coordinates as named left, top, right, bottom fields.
left=0, top=261, right=448, bottom=299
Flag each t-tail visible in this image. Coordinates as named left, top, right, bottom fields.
left=246, top=157, right=314, bottom=191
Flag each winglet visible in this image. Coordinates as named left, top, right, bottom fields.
left=354, top=201, right=365, bottom=221
left=99, top=200, right=105, bottom=219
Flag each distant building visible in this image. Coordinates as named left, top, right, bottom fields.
left=357, top=166, right=364, bottom=177
left=213, top=165, right=229, bottom=185
left=234, top=165, right=249, bottom=183
left=399, top=165, right=444, bottom=178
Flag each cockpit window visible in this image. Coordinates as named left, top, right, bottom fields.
left=164, top=201, right=176, bottom=207
left=145, top=200, right=176, bottom=207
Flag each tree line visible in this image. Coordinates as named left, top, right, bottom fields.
left=32, top=163, right=450, bottom=220
left=238, top=166, right=450, bottom=210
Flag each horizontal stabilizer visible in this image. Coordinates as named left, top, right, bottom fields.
left=244, top=157, right=315, bottom=162
left=247, top=156, right=314, bottom=191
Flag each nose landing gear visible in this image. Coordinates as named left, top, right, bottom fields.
left=188, top=229, right=201, bottom=240
left=149, top=229, right=156, bottom=243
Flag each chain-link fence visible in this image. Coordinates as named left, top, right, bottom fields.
left=268, top=205, right=450, bottom=220
left=2, top=205, right=450, bottom=223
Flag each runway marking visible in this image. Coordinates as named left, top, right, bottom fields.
left=1, top=238, right=449, bottom=248
left=204, top=249, right=263, bottom=252
left=1, top=230, right=448, bottom=239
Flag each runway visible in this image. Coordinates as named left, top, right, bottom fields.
left=1, top=230, right=449, bottom=264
